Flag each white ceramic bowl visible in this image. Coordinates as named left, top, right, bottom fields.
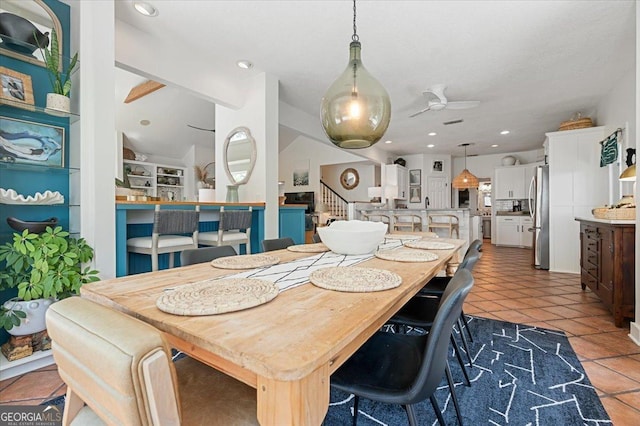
left=317, top=220, right=388, bottom=255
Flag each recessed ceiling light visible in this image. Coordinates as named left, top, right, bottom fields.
left=500, top=130, right=510, bottom=135
left=491, top=144, right=499, bottom=148
left=236, top=60, right=253, bottom=70
left=428, top=132, right=437, bottom=136
left=385, top=140, right=392, bottom=144
left=133, top=2, right=158, bottom=17
left=427, top=144, right=435, bottom=148
left=140, top=119, right=151, bottom=126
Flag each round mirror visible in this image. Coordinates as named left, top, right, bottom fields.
left=340, top=168, right=359, bottom=190
left=223, top=127, right=256, bottom=185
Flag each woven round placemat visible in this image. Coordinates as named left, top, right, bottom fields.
left=287, top=243, right=330, bottom=253
left=156, top=278, right=279, bottom=315
left=404, top=240, right=455, bottom=250
left=210, top=254, right=279, bottom=270
left=375, top=248, right=438, bottom=262
left=309, top=267, right=402, bottom=292
left=384, top=234, right=422, bottom=241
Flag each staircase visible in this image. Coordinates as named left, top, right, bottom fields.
left=320, top=180, right=348, bottom=219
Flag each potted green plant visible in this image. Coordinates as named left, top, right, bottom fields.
left=36, top=28, right=78, bottom=113
left=0, top=226, right=99, bottom=334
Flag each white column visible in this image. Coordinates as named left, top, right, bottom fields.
left=78, top=1, right=116, bottom=278
left=216, top=73, right=280, bottom=239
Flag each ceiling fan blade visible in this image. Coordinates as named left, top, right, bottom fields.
left=187, top=124, right=215, bottom=132
left=445, top=101, right=480, bottom=110
left=409, top=106, right=432, bottom=118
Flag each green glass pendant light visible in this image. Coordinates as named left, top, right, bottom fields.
left=320, top=0, right=391, bottom=149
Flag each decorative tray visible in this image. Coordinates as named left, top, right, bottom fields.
left=404, top=240, right=455, bottom=250
left=287, top=243, right=330, bottom=253
left=210, top=254, right=279, bottom=270
left=309, top=267, right=402, bottom=292
left=374, top=248, right=438, bottom=263
left=156, top=278, right=278, bottom=315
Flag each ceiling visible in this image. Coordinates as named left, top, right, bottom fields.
left=114, top=0, right=635, bottom=159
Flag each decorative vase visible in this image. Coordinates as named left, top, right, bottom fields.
left=3, top=297, right=55, bottom=336
left=199, top=188, right=216, bottom=202
left=46, top=93, right=70, bottom=113
left=226, top=185, right=239, bottom=203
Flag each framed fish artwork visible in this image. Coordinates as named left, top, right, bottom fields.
left=0, top=67, right=35, bottom=111
left=0, top=116, right=64, bottom=167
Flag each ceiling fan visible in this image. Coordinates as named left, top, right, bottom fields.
left=409, top=84, right=480, bottom=117
left=187, top=124, right=215, bottom=132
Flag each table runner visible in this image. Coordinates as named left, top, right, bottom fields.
left=216, top=237, right=412, bottom=292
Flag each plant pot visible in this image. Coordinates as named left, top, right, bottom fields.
left=199, top=188, right=216, bottom=202
left=46, top=93, right=70, bottom=113
left=3, top=298, right=55, bottom=336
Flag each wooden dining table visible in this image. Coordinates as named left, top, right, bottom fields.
left=81, top=234, right=465, bottom=425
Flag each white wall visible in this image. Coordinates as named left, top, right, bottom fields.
left=321, top=162, right=377, bottom=202
left=595, top=67, right=636, bottom=204
left=78, top=1, right=116, bottom=278
left=279, top=135, right=366, bottom=207
left=634, top=5, right=640, bottom=346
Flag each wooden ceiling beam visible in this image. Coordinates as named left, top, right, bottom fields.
left=124, top=80, right=166, bottom=103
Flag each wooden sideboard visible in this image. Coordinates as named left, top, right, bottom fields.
left=577, top=218, right=635, bottom=327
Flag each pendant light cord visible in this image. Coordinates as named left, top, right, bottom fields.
left=464, top=145, right=467, bottom=169
left=352, top=0, right=359, bottom=42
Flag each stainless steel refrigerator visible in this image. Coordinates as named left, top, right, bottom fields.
left=528, top=165, right=549, bottom=269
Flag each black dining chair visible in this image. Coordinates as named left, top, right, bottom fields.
left=180, top=246, right=237, bottom=266
left=261, top=237, right=295, bottom=252
left=312, top=233, right=322, bottom=243
left=331, top=269, right=474, bottom=426
left=419, top=239, right=483, bottom=342
left=390, top=248, right=481, bottom=390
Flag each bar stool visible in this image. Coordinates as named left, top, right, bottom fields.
left=393, top=214, right=423, bottom=232
left=198, top=206, right=252, bottom=254
left=427, top=214, right=460, bottom=238
left=127, top=205, right=200, bottom=272
left=361, top=211, right=391, bottom=224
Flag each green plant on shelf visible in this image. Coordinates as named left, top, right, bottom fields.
left=0, top=226, right=99, bottom=331
left=36, top=29, right=78, bottom=96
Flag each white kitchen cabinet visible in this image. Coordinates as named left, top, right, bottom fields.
left=494, top=166, right=526, bottom=199
left=385, top=164, right=408, bottom=200
left=546, top=126, right=606, bottom=273
left=496, top=216, right=520, bottom=245
left=520, top=217, right=533, bottom=248
left=496, top=216, right=533, bottom=247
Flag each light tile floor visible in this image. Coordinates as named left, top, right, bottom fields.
left=1, top=243, right=639, bottom=424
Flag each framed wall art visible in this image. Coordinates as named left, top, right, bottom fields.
left=0, top=67, right=35, bottom=111
left=432, top=160, right=444, bottom=173
left=409, top=169, right=421, bottom=185
left=409, top=186, right=421, bottom=203
left=0, top=116, right=65, bottom=167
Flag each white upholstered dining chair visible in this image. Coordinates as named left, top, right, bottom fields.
left=198, top=206, right=252, bottom=254
left=46, top=297, right=258, bottom=425
left=126, top=205, right=200, bottom=272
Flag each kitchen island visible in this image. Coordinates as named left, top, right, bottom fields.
left=116, top=201, right=306, bottom=276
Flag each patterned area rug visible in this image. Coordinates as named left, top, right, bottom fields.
left=43, top=317, right=611, bottom=425
left=323, top=316, right=611, bottom=425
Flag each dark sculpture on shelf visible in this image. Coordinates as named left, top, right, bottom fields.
left=0, top=12, right=49, bottom=54
left=7, top=217, right=58, bottom=234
